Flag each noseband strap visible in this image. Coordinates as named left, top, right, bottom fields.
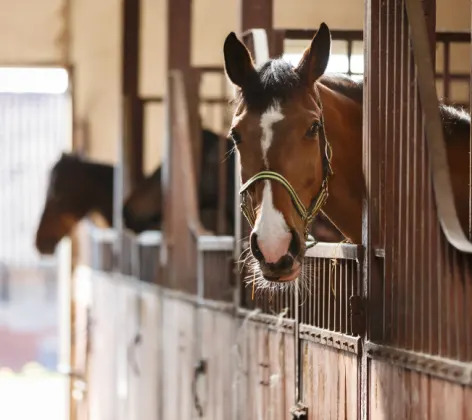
left=239, top=86, right=333, bottom=248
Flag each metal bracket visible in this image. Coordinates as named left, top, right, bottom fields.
left=350, top=295, right=366, bottom=336
left=290, top=402, right=308, bottom=419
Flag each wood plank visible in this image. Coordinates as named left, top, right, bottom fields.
left=216, top=311, right=225, bottom=420
left=179, top=300, right=196, bottom=420
left=300, top=341, right=313, bottom=420
left=430, top=376, right=447, bottom=420
left=443, top=380, right=464, bottom=420
left=138, top=291, right=160, bottom=420
left=408, top=370, right=429, bottom=420
left=200, top=308, right=214, bottom=420
left=369, top=359, right=392, bottom=420
left=256, top=324, right=267, bottom=419
left=337, top=347, right=347, bottom=420
left=219, top=312, right=234, bottom=420
left=328, top=343, right=338, bottom=419
left=464, top=385, right=472, bottom=420
left=284, top=328, right=295, bottom=417
left=315, top=344, right=328, bottom=419
left=310, top=342, right=320, bottom=420
left=269, top=330, right=285, bottom=420
left=162, top=297, right=179, bottom=419
left=250, top=321, right=259, bottom=419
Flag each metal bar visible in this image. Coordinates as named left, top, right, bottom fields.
left=366, top=341, right=472, bottom=386
left=298, top=324, right=361, bottom=355
left=443, top=41, right=451, bottom=100
left=347, top=40, right=353, bottom=76
left=121, top=0, right=143, bottom=191
left=304, top=243, right=361, bottom=260
left=404, top=0, right=472, bottom=253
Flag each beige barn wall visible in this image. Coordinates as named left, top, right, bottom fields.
left=436, top=0, right=470, bottom=105
left=70, top=0, right=166, bottom=173
left=0, top=0, right=470, bottom=166
left=70, top=0, right=470, bottom=169
left=140, top=0, right=167, bottom=174
left=70, top=0, right=121, bottom=165
left=437, top=0, right=470, bottom=30
left=0, top=0, right=66, bottom=64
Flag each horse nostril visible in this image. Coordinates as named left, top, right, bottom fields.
left=276, top=254, right=294, bottom=271
left=289, top=230, right=301, bottom=256
left=250, top=232, right=264, bottom=262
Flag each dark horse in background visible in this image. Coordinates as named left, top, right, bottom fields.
left=35, top=153, right=114, bottom=255
left=36, top=129, right=343, bottom=255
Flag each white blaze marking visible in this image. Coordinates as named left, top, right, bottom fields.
left=259, top=104, right=284, bottom=167
left=254, top=181, right=291, bottom=263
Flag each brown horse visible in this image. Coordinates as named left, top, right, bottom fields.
left=35, top=153, right=114, bottom=254
left=223, top=23, right=469, bottom=284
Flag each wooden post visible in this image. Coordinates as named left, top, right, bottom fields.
left=239, top=0, right=282, bottom=55
left=113, top=0, right=143, bottom=281
left=121, top=0, right=143, bottom=197
left=161, top=0, right=194, bottom=287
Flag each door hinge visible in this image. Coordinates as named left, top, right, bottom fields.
left=350, top=295, right=366, bottom=336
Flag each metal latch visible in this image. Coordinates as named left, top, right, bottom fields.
left=290, top=402, right=308, bottom=419
left=192, top=359, right=207, bottom=417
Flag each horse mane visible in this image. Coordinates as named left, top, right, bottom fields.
left=319, top=73, right=471, bottom=139
left=233, top=57, right=470, bottom=137
left=233, top=58, right=303, bottom=111
left=319, top=73, right=364, bottom=104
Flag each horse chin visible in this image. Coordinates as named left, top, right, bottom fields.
left=261, top=261, right=302, bottom=284
left=278, top=264, right=301, bottom=282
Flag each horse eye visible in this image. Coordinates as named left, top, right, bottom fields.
left=306, top=121, right=320, bottom=138
left=229, top=129, right=241, bottom=145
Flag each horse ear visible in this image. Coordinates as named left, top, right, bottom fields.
left=296, top=22, right=331, bottom=85
left=223, top=32, right=256, bottom=88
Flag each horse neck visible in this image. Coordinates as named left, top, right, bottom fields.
left=317, top=84, right=364, bottom=243
left=81, top=162, right=114, bottom=225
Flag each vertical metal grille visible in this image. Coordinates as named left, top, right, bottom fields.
left=299, top=245, right=361, bottom=336
left=368, top=0, right=472, bottom=361
left=0, top=93, right=69, bottom=267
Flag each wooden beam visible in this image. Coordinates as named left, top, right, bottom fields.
left=239, top=0, right=272, bottom=33
left=239, top=0, right=281, bottom=55
left=115, top=0, right=143, bottom=277
left=167, top=0, right=192, bottom=70
left=121, top=0, right=143, bottom=197
left=165, top=0, right=202, bottom=203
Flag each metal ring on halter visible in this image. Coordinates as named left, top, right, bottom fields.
left=239, top=85, right=333, bottom=249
